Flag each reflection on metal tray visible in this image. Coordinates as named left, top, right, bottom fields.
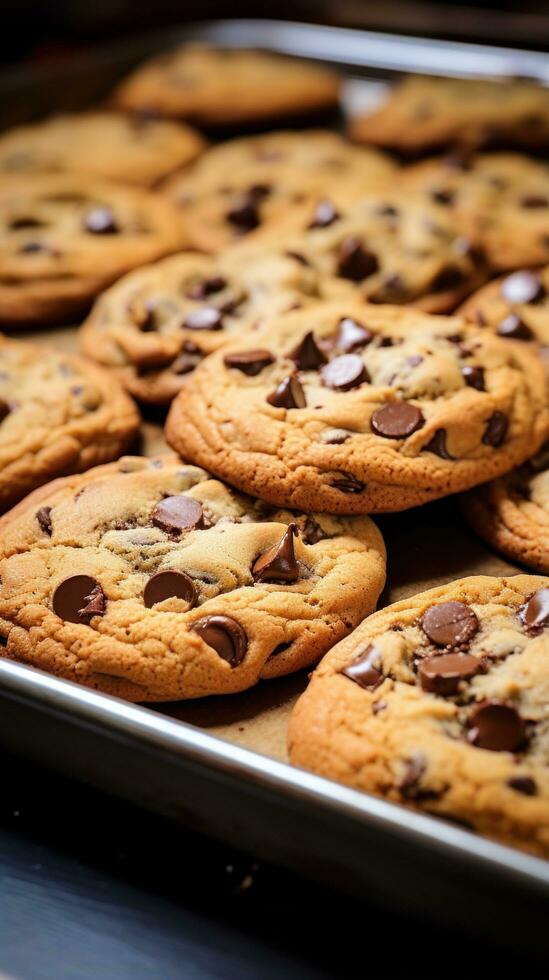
left=0, top=19, right=548, bottom=951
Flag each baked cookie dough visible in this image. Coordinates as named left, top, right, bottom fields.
left=349, top=75, right=549, bottom=153
left=165, top=301, right=549, bottom=513
left=0, top=454, right=386, bottom=701
left=0, top=111, right=206, bottom=186
left=0, top=334, right=139, bottom=511
left=163, top=130, right=395, bottom=252
left=112, top=45, right=341, bottom=125
left=80, top=249, right=322, bottom=405
left=288, top=574, right=549, bottom=856
left=0, top=173, right=185, bottom=324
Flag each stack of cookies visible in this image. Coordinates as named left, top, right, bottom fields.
left=0, top=42, right=548, bottom=856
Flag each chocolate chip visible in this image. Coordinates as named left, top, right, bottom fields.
left=152, top=496, right=203, bottom=534
left=172, top=353, right=200, bottom=375
left=185, top=276, right=226, bottom=300
left=518, top=588, right=549, bottom=633
left=183, top=307, right=223, bottom=331
left=267, top=376, right=306, bottom=409
left=501, top=271, right=544, bottom=305
left=321, top=354, right=368, bottom=391
left=400, top=753, right=427, bottom=799
left=19, top=241, right=47, bottom=253
left=419, top=653, right=481, bottom=695
left=9, top=216, right=45, bottom=229
left=423, top=429, right=453, bottom=460
left=467, top=700, right=526, bottom=752
left=506, top=776, right=537, bottom=796
left=331, top=471, right=365, bottom=493
left=0, top=399, right=11, bottom=423
left=144, top=569, right=197, bottom=608
left=430, top=264, right=466, bottom=292
left=496, top=314, right=534, bottom=340
left=407, top=355, right=424, bottom=368
left=52, top=575, right=105, bottom=624
left=341, top=644, right=383, bottom=690
left=368, top=273, right=409, bottom=304
left=308, top=200, right=339, bottom=228
left=36, top=506, right=53, bottom=535
left=461, top=365, right=485, bottom=391
left=431, top=188, right=455, bottom=206
left=223, top=348, right=275, bottom=375
left=482, top=412, right=508, bottom=447
left=285, top=250, right=310, bottom=266
left=337, top=237, right=379, bottom=281
left=371, top=402, right=424, bottom=439
left=290, top=332, right=327, bottom=371
left=226, top=190, right=264, bottom=231
left=422, top=601, right=479, bottom=647
left=252, top=524, right=300, bottom=583
left=191, top=615, right=247, bottom=666
left=520, top=196, right=548, bottom=209
left=333, top=317, right=374, bottom=352
left=84, top=207, right=118, bottom=234
left=302, top=516, right=329, bottom=543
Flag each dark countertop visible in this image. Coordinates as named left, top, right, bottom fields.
left=0, top=749, right=544, bottom=980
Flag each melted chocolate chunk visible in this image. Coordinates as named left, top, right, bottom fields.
left=337, top=237, right=379, bottom=281
left=520, top=195, right=548, bottom=209
left=290, top=332, right=327, bottom=371
left=431, top=188, right=455, bottom=206
left=36, top=506, right=53, bottom=536
left=501, top=271, right=544, bottom=305
left=331, top=472, right=365, bottom=493
left=430, top=264, right=466, bottom=292
left=421, top=601, right=479, bottom=647
left=419, top=653, right=481, bottom=695
left=144, top=569, right=197, bottom=608
left=183, top=307, right=223, bottom=331
left=341, top=644, right=383, bottom=690
left=151, top=496, right=204, bottom=534
left=321, top=354, right=369, bottom=391
left=308, top=200, right=340, bottom=228
left=0, top=399, right=11, bottom=423
left=518, top=588, right=549, bottom=633
left=267, top=376, right=306, bottom=409
left=423, top=428, right=453, bottom=460
left=496, top=314, right=534, bottom=340
left=252, top=524, right=300, bottom=583
left=399, top=753, right=428, bottom=799
left=52, top=575, right=106, bottom=624
left=467, top=699, right=526, bottom=752
left=371, top=402, right=424, bottom=439
left=333, top=317, right=374, bottom=352
left=224, top=349, right=274, bottom=375
left=185, top=276, right=226, bottom=300
left=84, top=207, right=118, bottom=234
left=369, top=273, right=409, bottom=304
left=461, top=365, right=485, bottom=391
left=191, top=615, right=247, bottom=666
left=506, top=775, right=537, bottom=796
left=320, top=428, right=350, bottom=445
left=482, top=412, right=508, bottom=447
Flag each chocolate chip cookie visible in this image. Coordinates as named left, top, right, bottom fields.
left=79, top=249, right=322, bottom=405
left=404, top=153, right=549, bottom=270
left=163, top=130, right=395, bottom=252
left=349, top=75, right=549, bottom=153
left=0, top=334, right=139, bottom=510
left=463, top=443, right=549, bottom=573
left=112, top=45, right=341, bottom=125
left=0, top=173, right=186, bottom=324
left=459, top=267, right=549, bottom=351
left=288, top=574, right=549, bottom=856
left=165, top=301, right=549, bottom=513
left=0, top=454, right=386, bottom=701
left=0, top=111, right=206, bottom=186
left=234, top=189, right=485, bottom=313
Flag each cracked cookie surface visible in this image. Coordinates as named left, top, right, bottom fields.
left=463, top=443, right=549, bottom=574
left=166, top=301, right=549, bottom=513
left=0, top=334, right=139, bottom=510
left=112, top=45, right=341, bottom=125
left=0, top=111, right=206, bottom=186
left=0, top=173, right=185, bottom=323
left=288, top=574, right=549, bottom=856
left=349, top=75, right=549, bottom=153
left=162, top=130, right=395, bottom=252
left=0, top=454, right=386, bottom=701
left=79, top=249, right=323, bottom=404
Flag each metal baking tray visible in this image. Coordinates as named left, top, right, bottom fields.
left=1, top=19, right=548, bottom=951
